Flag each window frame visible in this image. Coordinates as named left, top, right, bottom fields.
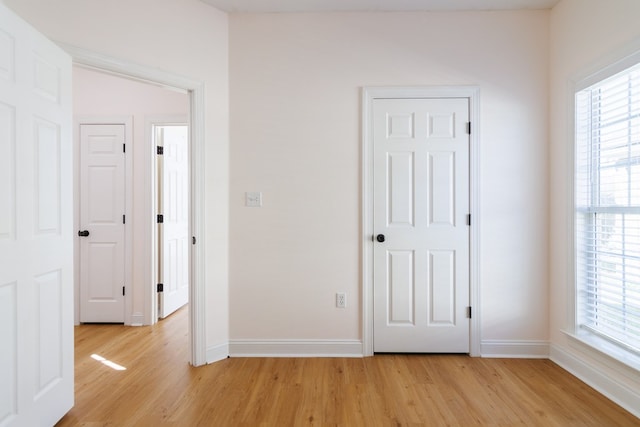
left=569, top=48, right=640, bottom=371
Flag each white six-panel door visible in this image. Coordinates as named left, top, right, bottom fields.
left=79, top=124, right=126, bottom=323
left=157, top=125, right=189, bottom=318
left=373, top=98, right=470, bottom=353
left=0, top=3, right=74, bottom=425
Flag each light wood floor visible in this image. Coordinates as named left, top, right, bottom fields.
left=57, top=308, right=638, bottom=427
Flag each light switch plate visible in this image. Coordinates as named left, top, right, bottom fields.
left=245, top=192, right=262, bottom=207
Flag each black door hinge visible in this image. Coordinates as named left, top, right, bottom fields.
left=467, top=214, right=471, bottom=226
left=157, top=214, right=164, bottom=224
left=123, top=143, right=126, bottom=153
left=466, top=122, right=471, bottom=135
left=467, top=306, right=472, bottom=319
left=157, top=146, right=164, bottom=155
left=122, top=286, right=125, bottom=296
left=157, top=283, right=164, bottom=292
left=192, top=236, right=196, bottom=245
left=123, top=214, right=126, bottom=224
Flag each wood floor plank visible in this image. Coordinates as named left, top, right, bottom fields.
left=56, top=308, right=639, bottom=426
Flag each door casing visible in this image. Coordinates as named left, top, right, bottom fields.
left=362, top=86, right=481, bottom=357
left=64, top=44, right=207, bottom=366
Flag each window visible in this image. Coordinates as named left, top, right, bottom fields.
left=575, top=62, right=640, bottom=356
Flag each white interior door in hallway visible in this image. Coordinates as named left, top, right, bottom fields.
left=156, top=125, right=189, bottom=319
left=79, top=124, right=126, bottom=323
left=0, top=3, right=74, bottom=425
left=373, top=98, right=470, bottom=353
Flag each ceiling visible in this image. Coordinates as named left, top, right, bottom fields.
left=201, top=0, right=561, bottom=13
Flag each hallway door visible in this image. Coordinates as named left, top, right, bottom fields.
left=79, top=124, right=126, bottom=323
left=157, top=125, right=189, bottom=318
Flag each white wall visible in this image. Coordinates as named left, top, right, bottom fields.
left=229, top=11, right=550, bottom=353
left=549, top=0, right=640, bottom=414
left=72, top=66, right=188, bottom=325
left=4, top=0, right=230, bottom=353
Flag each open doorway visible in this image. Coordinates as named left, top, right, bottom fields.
left=73, top=66, right=191, bottom=354
left=66, top=43, right=208, bottom=366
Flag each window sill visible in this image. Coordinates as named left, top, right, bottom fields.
left=562, top=329, right=640, bottom=374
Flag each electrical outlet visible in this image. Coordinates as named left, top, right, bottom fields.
left=336, top=292, right=346, bottom=308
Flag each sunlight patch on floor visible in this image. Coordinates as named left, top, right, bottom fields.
left=91, top=354, right=127, bottom=371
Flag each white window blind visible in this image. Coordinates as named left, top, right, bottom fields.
left=575, top=62, right=640, bottom=355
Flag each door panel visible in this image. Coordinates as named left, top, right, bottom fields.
left=35, top=118, right=62, bottom=235
left=0, top=281, right=17, bottom=424
left=373, top=98, right=469, bottom=353
left=34, top=270, right=63, bottom=397
left=387, top=250, right=415, bottom=324
left=429, top=152, right=455, bottom=225
left=388, top=152, right=414, bottom=226
left=428, top=250, right=455, bottom=325
left=79, top=124, right=126, bottom=323
left=0, top=103, right=15, bottom=240
left=0, top=3, right=73, bottom=425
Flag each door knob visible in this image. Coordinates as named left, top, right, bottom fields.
left=376, top=234, right=385, bottom=243
left=78, top=230, right=90, bottom=237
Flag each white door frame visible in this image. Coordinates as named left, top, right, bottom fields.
left=362, top=86, right=481, bottom=357
left=74, top=117, right=133, bottom=325
left=63, top=44, right=207, bottom=366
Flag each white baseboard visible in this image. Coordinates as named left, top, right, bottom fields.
left=206, top=342, right=230, bottom=364
left=229, top=339, right=547, bottom=359
left=229, top=339, right=363, bottom=358
left=550, top=344, right=640, bottom=419
left=129, top=313, right=144, bottom=326
left=481, top=340, right=550, bottom=358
